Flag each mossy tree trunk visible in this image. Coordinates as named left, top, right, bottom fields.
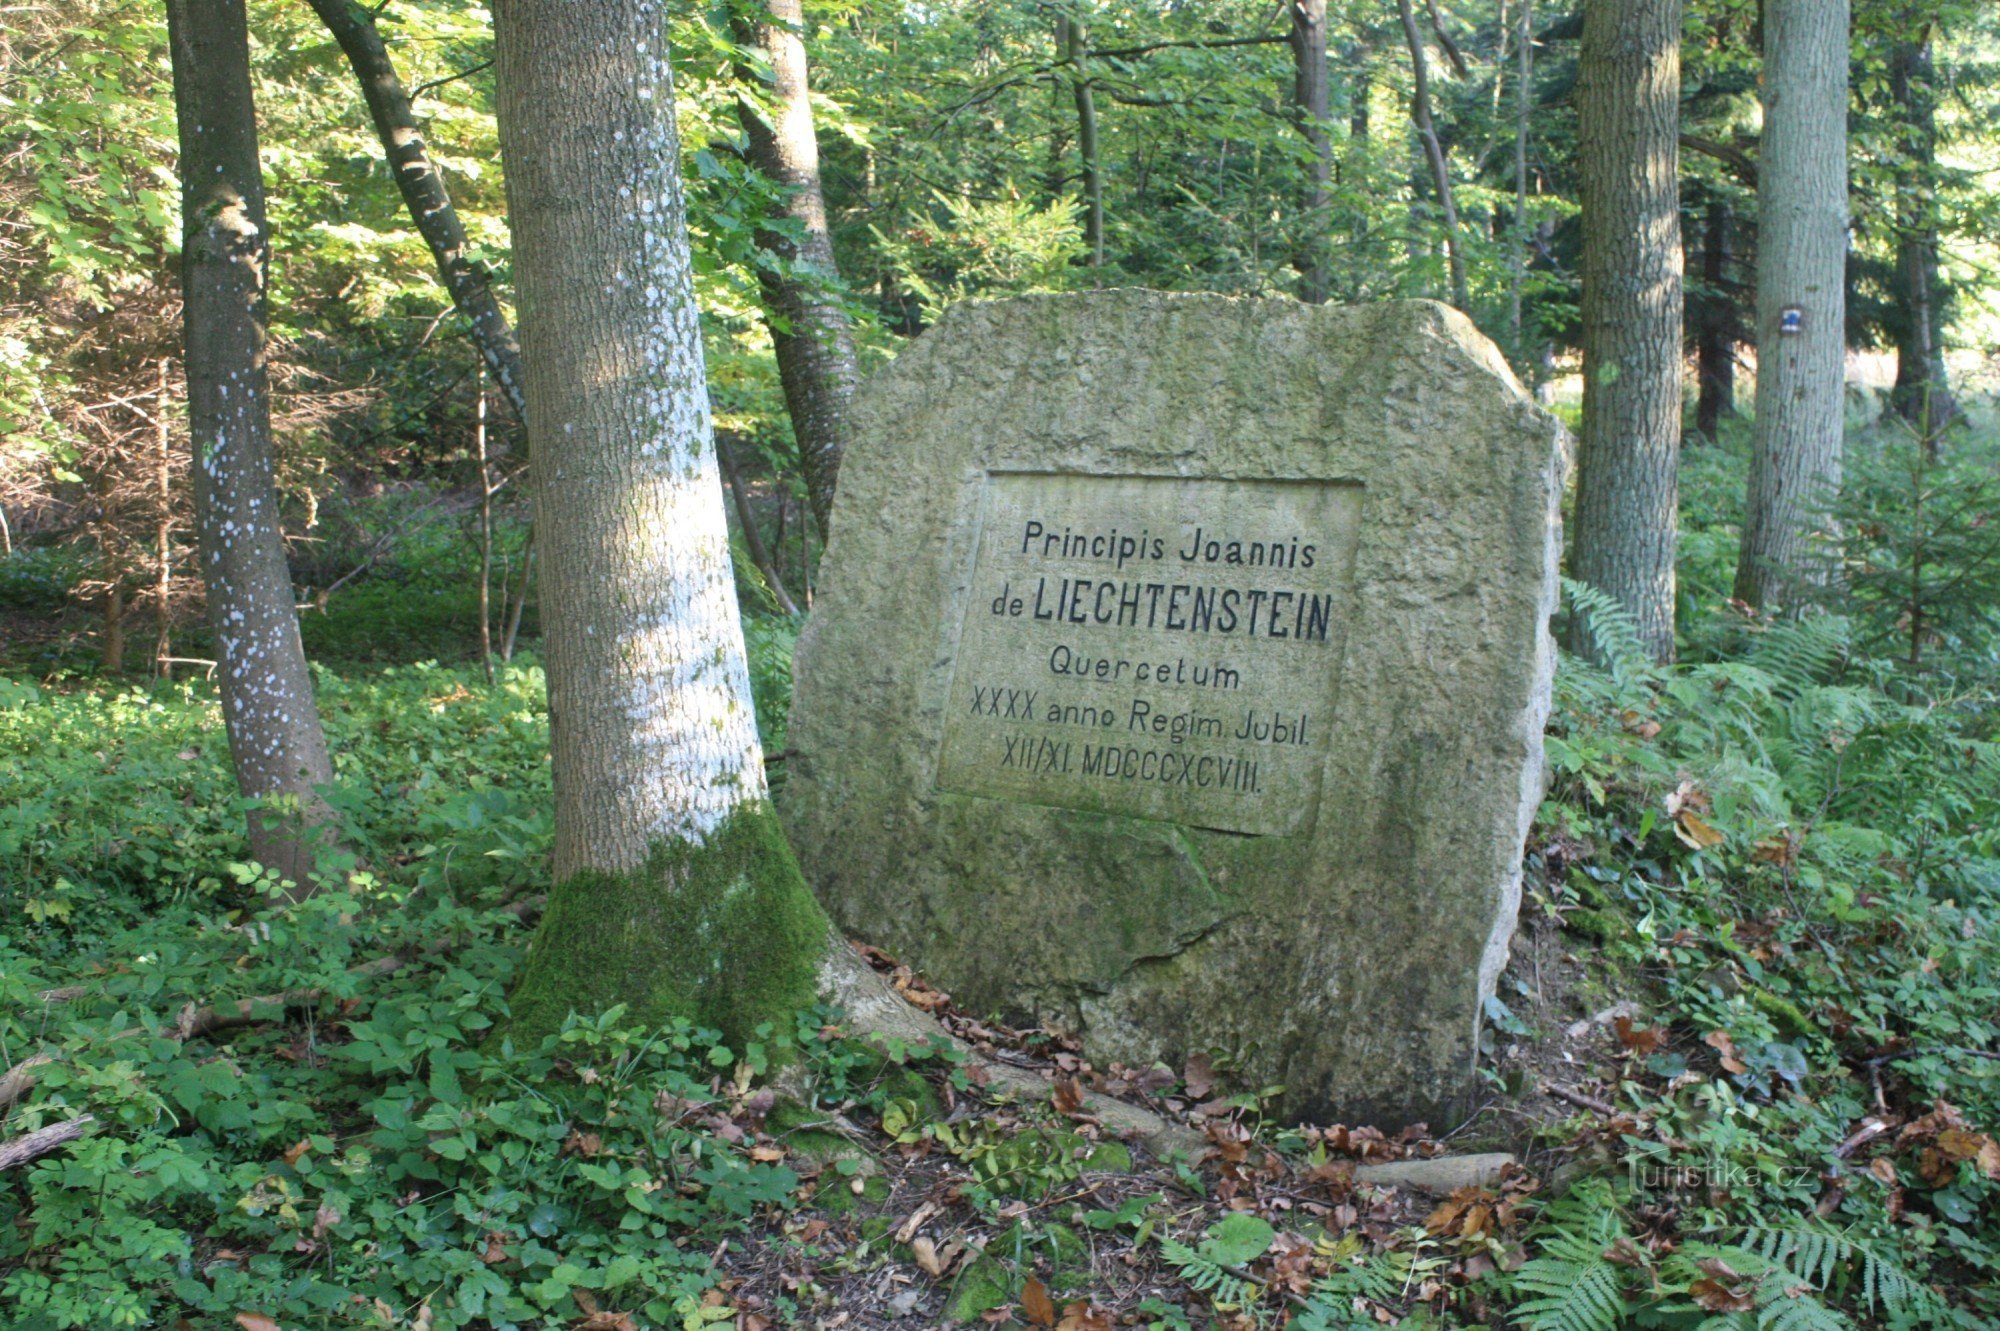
left=167, top=0, right=341, bottom=894
left=492, top=0, right=827, bottom=1048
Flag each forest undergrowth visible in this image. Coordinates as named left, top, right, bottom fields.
left=1, top=426, right=1997, bottom=1329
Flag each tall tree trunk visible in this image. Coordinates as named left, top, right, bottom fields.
left=1058, top=16, right=1104, bottom=269
left=1396, top=0, right=1468, bottom=311
left=731, top=0, right=860, bottom=538
left=154, top=357, right=174, bottom=679
left=1887, top=29, right=1955, bottom=439
left=1569, top=0, right=1682, bottom=662
left=474, top=369, right=495, bottom=684
left=1290, top=0, right=1331, bottom=303
left=168, top=0, right=340, bottom=892
left=305, top=0, right=528, bottom=426
left=1695, top=191, right=1737, bottom=441
left=493, top=0, right=826, bottom=1046
left=1736, top=0, right=1850, bottom=612
left=102, top=582, right=127, bottom=676
left=1509, top=0, right=1533, bottom=366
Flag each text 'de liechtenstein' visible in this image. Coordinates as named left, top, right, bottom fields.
left=937, top=471, right=1362, bottom=836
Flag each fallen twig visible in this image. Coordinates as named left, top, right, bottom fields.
left=0, top=1114, right=95, bottom=1170
left=1541, top=1082, right=1619, bottom=1116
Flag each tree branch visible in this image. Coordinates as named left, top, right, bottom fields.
left=0, top=1115, right=96, bottom=1171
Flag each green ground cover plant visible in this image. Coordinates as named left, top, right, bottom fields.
left=2, top=432, right=1999, bottom=1327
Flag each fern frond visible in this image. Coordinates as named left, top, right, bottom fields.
left=1562, top=577, right=1657, bottom=686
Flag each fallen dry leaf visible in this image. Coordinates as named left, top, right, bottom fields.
left=1020, top=1276, right=1057, bottom=1328
left=1055, top=1300, right=1115, bottom=1331
left=233, top=1316, right=281, bottom=1331
left=1689, top=1278, right=1756, bottom=1313
left=1615, top=1015, right=1666, bottom=1056
left=1705, top=1030, right=1748, bottom=1075
left=911, top=1235, right=948, bottom=1278
left=1183, top=1051, right=1216, bottom=1099
left=1675, top=811, right=1726, bottom=851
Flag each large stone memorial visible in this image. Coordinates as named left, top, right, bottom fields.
left=782, top=292, right=1562, bottom=1125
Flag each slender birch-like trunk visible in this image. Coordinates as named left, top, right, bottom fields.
left=1694, top=192, right=1737, bottom=441
left=1058, top=16, right=1104, bottom=269
left=1569, top=0, right=1682, bottom=661
left=1290, top=0, right=1331, bottom=303
left=1735, top=0, right=1850, bottom=611
left=168, top=0, right=341, bottom=893
left=306, top=0, right=528, bottom=425
left=731, top=0, right=859, bottom=537
left=1396, top=0, right=1468, bottom=311
left=493, top=0, right=826, bottom=1045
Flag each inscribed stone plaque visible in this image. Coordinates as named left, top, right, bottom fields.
left=936, top=473, right=1362, bottom=837
left=780, top=292, right=1563, bottom=1128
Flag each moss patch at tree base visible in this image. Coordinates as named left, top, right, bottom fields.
left=503, top=799, right=829, bottom=1050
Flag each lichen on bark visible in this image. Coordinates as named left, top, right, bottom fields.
left=504, top=799, right=828, bottom=1050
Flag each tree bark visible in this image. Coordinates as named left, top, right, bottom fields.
left=730, top=0, right=859, bottom=538
left=167, top=0, right=340, bottom=893
left=1289, top=0, right=1331, bottom=303
left=305, top=0, right=528, bottom=426
left=719, top=439, right=801, bottom=616
left=1396, top=0, right=1468, bottom=311
left=1695, top=191, right=1737, bottom=441
left=493, top=0, right=826, bottom=1045
left=1735, top=0, right=1850, bottom=612
left=154, top=357, right=174, bottom=678
left=1058, top=16, right=1105, bottom=269
left=474, top=370, right=495, bottom=683
left=1886, top=29, right=1955, bottom=439
left=1569, top=0, right=1682, bottom=662
left=1508, top=0, right=1533, bottom=366
left=102, top=581, right=126, bottom=676
left=0, top=1116, right=94, bottom=1172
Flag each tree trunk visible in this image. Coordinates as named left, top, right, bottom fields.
left=306, top=0, right=529, bottom=426
left=474, top=370, right=494, bottom=684
left=1290, top=0, right=1331, bottom=303
left=1695, top=192, right=1737, bottom=441
left=1568, top=0, right=1682, bottom=662
left=501, top=526, right=533, bottom=663
left=154, top=357, right=174, bottom=678
left=493, top=0, right=826, bottom=1047
left=719, top=440, right=801, bottom=616
left=1058, top=16, right=1104, bottom=269
left=167, top=0, right=340, bottom=893
left=1886, top=31, right=1955, bottom=440
left=1735, top=0, right=1850, bottom=612
left=731, top=0, right=859, bottom=538
left=1508, top=0, right=1533, bottom=366
left=1396, top=0, right=1468, bottom=311
left=102, top=582, right=126, bottom=676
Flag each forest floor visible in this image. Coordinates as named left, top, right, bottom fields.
left=3, top=435, right=1999, bottom=1328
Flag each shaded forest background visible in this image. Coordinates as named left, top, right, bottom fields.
left=7, top=0, right=2000, bottom=666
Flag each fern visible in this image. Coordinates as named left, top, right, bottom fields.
left=1158, top=1235, right=1255, bottom=1313
left=1746, top=615, right=1852, bottom=700
left=1293, top=1247, right=1414, bottom=1331
left=1747, top=1222, right=1944, bottom=1322
left=1508, top=1184, right=1631, bottom=1331
left=1562, top=576, right=1658, bottom=687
